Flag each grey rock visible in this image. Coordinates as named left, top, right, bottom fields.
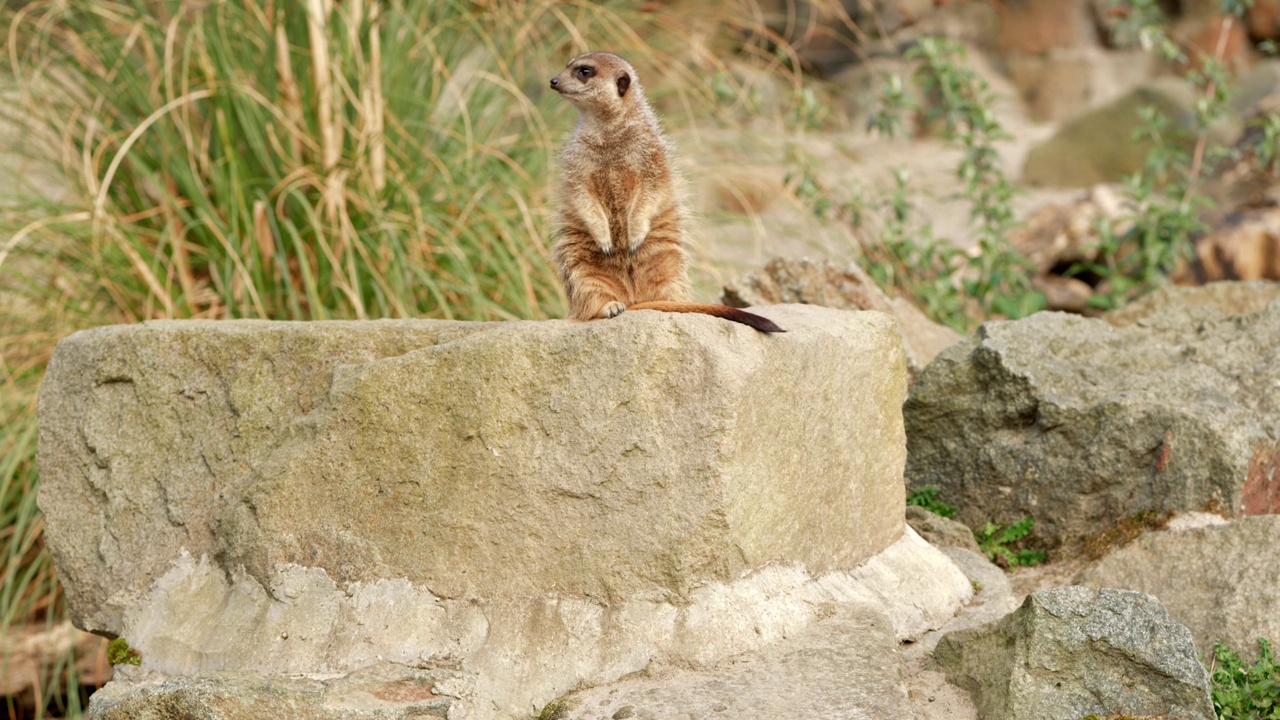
left=907, top=505, right=982, bottom=555
left=1009, top=184, right=1127, bottom=273
left=1230, top=59, right=1280, bottom=118
left=559, top=602, right=907, bottom=720
left=1078, top=515, right=1280, bottom=656
left=1004, top=47, right=1157, bottom=124
left=1104, top=280, right=1280, bottom=328
left=905, top=286, right=1280, bottom=550
left=1205, top=91, right=1280, bottom=219
left=902, top=547, right=1019, bottom=659
left=752, top=1, right=997, bottom=77
left=939, top=547, right=1018, bottom=622
left=77, top=530, right=971, bottom=720
left=933, top=586, right=1215, bottom=720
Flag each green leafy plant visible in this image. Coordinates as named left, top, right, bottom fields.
left=801, top=0, right=1271, bottom=327
left=859, top=36, right=1044, bottom=331
left=862, top=169, right=974, bottom=330
left=1071, top=0, right=1253, bottom=310
left=974, top=517, right=1046, bottom=568
left=106, top=638, right=141, bottom=667
left=906, top=485, right=957, bottom=518
left=1211, top=638, right=1280, bottom=720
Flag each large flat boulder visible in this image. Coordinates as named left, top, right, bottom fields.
left=904, top=285, right=1280, bottom=550
left=38, top=306, right=916, bottom=719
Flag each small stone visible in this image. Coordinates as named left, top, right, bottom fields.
left=933, top=586, right=1215, bottom=720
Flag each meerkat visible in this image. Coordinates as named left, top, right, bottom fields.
left=549, top=51, right=783, bottom=333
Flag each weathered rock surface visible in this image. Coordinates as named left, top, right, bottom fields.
left=938, top=547, right=1019, bottom=627
left=933, top=586, right=1215, bottom=720
left=722, top=257, right=963, bottom=378
left=37, top=306, right=925, bottom=718
left=905, top=284, right=1280, bottom=550
left=1104, top=280, right=1280, bottom=327
left=1010, top=183, right=1125, bottom=272
left=41, top=307, right=906, bottom=625
left=907, top=505, right=983, bottom=555
left=84, top=528, right=973, bottom=720
left=557, top=603, right=907, bottom=720
left=89, top=663, right=458, bottom=720
left=1079, top=515, right=1280, bottom=656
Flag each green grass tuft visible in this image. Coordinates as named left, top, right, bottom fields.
left=1211, top=638, right=1280, bottom=720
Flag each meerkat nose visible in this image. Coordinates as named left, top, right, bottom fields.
left=550, top=77, right=559, bottom=89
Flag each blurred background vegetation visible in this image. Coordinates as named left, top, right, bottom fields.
left=3, top=0, right=1279, bottom=716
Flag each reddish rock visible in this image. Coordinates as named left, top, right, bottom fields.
left=1186, top=207, right=1280, bottom=283
left=1243, top=445, right=1280, bottom=516
left=996, top=0, right=1092, bottom=55
left=1177, top=13, right=1254, bottom=74
left=1248, top=0, right=1280, bottom=41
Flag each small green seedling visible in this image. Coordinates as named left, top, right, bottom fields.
left=906, top=486, right=958, bottom=518
left=107, top=637, right=142, bottom=666
left=974, top=517, right=1046, bottom=568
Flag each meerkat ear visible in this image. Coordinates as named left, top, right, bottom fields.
left=616, top=73, right=631, bottom=97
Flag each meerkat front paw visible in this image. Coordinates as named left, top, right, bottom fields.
left=601, top=301, right=626, bottom=318
left=627, top=221, right=650, bottom=255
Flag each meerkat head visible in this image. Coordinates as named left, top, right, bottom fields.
left=550, top=52, right=642, bottom=119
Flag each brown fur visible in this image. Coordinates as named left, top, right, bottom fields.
left=549, top=52, right=782, bottom=333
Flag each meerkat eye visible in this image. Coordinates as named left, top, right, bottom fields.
left=576, top=66, right=594, bottom=79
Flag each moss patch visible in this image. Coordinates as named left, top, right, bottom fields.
left=1081, top=510, right=1172, bottom=561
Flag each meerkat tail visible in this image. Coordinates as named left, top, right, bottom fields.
left=627, top=301, right=785, bottom=333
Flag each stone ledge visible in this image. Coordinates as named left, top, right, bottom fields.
left=85, top=529, right=971, bottom=720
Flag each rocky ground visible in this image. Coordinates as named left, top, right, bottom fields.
left=9, top=1, right=1280, bottom=716
left=30, top=280, right=1279, bottom=720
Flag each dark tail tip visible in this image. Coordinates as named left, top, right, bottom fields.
left=724, top=308, right=785, bottom=333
